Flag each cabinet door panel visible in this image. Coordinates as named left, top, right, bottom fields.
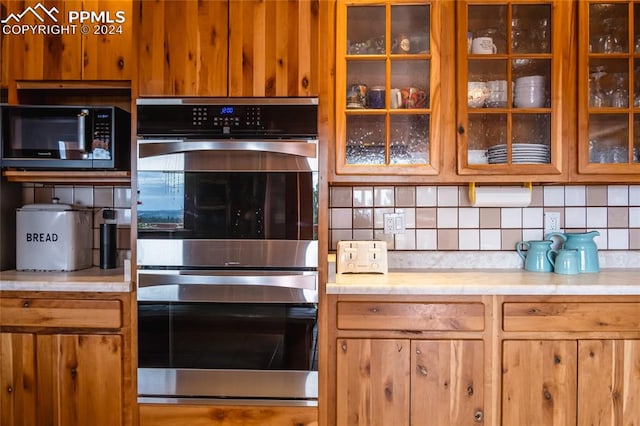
left=0, top=333, right=36, bottom=426
left=336, top=338, right=410, bottom=426
left=137, top=0, right=228, bottom=96
left=6, top=0, right=83, bottom=81
left=412, top=340, right=484, bottom=425
left=81, top=0, right=132, bottom=80
left=228, top=0, right=317, bottom=97
left=502, top=340, right=577, bottom=426
left=578, top=339, right=640, bottom=425
left=37, top=334, right=123, bottom=426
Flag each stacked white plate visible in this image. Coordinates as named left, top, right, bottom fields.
left=488, top=143, right=550, bottom=164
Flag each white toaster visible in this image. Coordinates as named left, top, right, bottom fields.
left=336, top=240, right=388, bottom=274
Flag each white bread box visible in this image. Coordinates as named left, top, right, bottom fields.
left=16, top=200, right=92, bottom=271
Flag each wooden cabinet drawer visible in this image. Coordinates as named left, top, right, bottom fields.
left=139, top=403, right=318, bottom=426
left=0, top=298, right=122, bottom=329
left=337, top=302, right=485, bottom=331
left=503, top=302, right=640, bottom=332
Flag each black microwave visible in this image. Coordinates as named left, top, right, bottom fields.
left=1, top=105, right=130, bottom=170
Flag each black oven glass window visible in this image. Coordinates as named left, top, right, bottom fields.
left=137, top=172, right=316, bottom=240
left=137, top=302, right=318, bottom=371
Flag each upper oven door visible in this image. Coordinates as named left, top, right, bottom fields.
left=136, top=138, right=318, bottom=268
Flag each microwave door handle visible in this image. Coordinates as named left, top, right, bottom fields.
left=137, top=139, right=317, bottom=159
left=77, top=109, right=89, bottom=151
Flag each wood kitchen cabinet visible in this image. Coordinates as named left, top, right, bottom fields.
left=0, top=292, right=134, bottom=426
left=501, top=298, right=640, bottom=425
left=334, top=0, right=443, bottom=176
left=137, top=0, right=318, bottom=97
left=573, top=1, right=640, bottom=182
left=325, top=293, right=640, bottom=426
left=329, top=296, right=488, bottom=425
left=455, top=0, right=575, bottom=182
left=4, top=0, right=132, bottom=84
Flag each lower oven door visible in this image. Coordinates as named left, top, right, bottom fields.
left=137, top=270, right=318, bottom=404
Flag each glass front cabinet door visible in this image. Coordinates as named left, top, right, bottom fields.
left=456, top=1, right=571, bottom=179
left=335, top=0, right=442, bottom=175
left=579, top=1, right=640, bottom=174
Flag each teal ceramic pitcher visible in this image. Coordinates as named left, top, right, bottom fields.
left=516, top=239, right=554, bottom=272
left=546, top=231, right=600, bottom=273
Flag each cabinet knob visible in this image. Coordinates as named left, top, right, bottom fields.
left=6, top=386, right=12, bottom=394
left=117, top=58, right=125, bottom=70
left=457, top=125, right=465, bottom=135
left=474, top=410, right=484, bottom=422
left=22, top=301, right=30, bottom=308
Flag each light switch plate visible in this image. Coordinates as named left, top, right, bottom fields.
left=336, top=240, right=388, bottom=274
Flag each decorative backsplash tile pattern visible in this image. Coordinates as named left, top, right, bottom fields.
left=20, top=183, right=131, bottom=267
left=330, top=185, right=640, bottom=251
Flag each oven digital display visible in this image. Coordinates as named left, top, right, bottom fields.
left=220, top=107, right=234, bottom=115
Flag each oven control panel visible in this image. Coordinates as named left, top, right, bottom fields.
left=191, top=105, right=262, bottom=130
left=336, top=240, right=388, bottom=274
left=137, top=98, right=318, bottom=138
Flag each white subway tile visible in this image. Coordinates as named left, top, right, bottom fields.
left=458, top=229, right=479, bottom=250
left=54, top=186, right=74, bottom=204
left=608, top=185, right=629, bottom=206
left=522, top=229, right=544, bottom=241
left=593, top=229, right=608, bottom=250
left=437, top=187, right=459, bottom=206
left=564, top=185, right=586, bottom=206
left=437, top=207, right=458, bottom=228
left=543, top=186, right=564, bottom=206
left=395, top=208, right=416, bottom=229
left=353, top=186, right=373, bottom=207
left=522, top=207, right=543, bottom=228
left=416, top=230, right=437, bottom=250
left=608, top=229, right=629, bottom=249
left=374, top=187, right=394, bottom=207
left=330, top=230, right=353, bottom=251
left=630, top=185, right=640, bottom=206
left=395, top=231, right=416, bottom=250
left=564, top=207, right=586, bottom=228
left=459, top=208, right=480, bottom=228
left=73, top=187, right=94, bottom=207
left=416, top=186, right=437, bottom=206
left=501, top=208, right=522, bottom=228
left=586, top=207, right=608, bottom=228
left=480, top=229, right=501, bottom=250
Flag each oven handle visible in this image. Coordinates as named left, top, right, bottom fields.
left=137, top=270, right=317, bottom=290
left=138, top=139, right=317, bottom=159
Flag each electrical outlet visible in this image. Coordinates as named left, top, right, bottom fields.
left=544, top=212, right=561, bottom=234
left=383, top=213, right=405, bottom=235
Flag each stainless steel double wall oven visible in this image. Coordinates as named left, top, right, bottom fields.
left=135, top=98, right=319, bottom=405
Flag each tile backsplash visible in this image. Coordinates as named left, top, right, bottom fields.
left=20, top=183, right=131, bottom=267
left=329, top=184, right=640, bottom=251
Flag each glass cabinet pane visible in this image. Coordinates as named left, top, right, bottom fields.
left=346, top=115, right=386, bottom=165
left=579, top=1, right=640, bottom=172
left=347, top=6, right=385, bottom=55
left=338, top=2, right=433, bottom=173
left=462, top=2, right=555, bottom=174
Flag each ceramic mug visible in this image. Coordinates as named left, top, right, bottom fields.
left=368, top=86, right=385, bottom=109
left=471, top=37, right=497, bottom=54
left=547, top=249, right=580, bottom=275
left=390, top=88, right=401, bottom=109
left=401, top=87, right=427, bottom=109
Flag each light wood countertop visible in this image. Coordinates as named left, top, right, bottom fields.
left=0, top=266, right=131, bottom=292
left=327, top=269, right=640, bottom=295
